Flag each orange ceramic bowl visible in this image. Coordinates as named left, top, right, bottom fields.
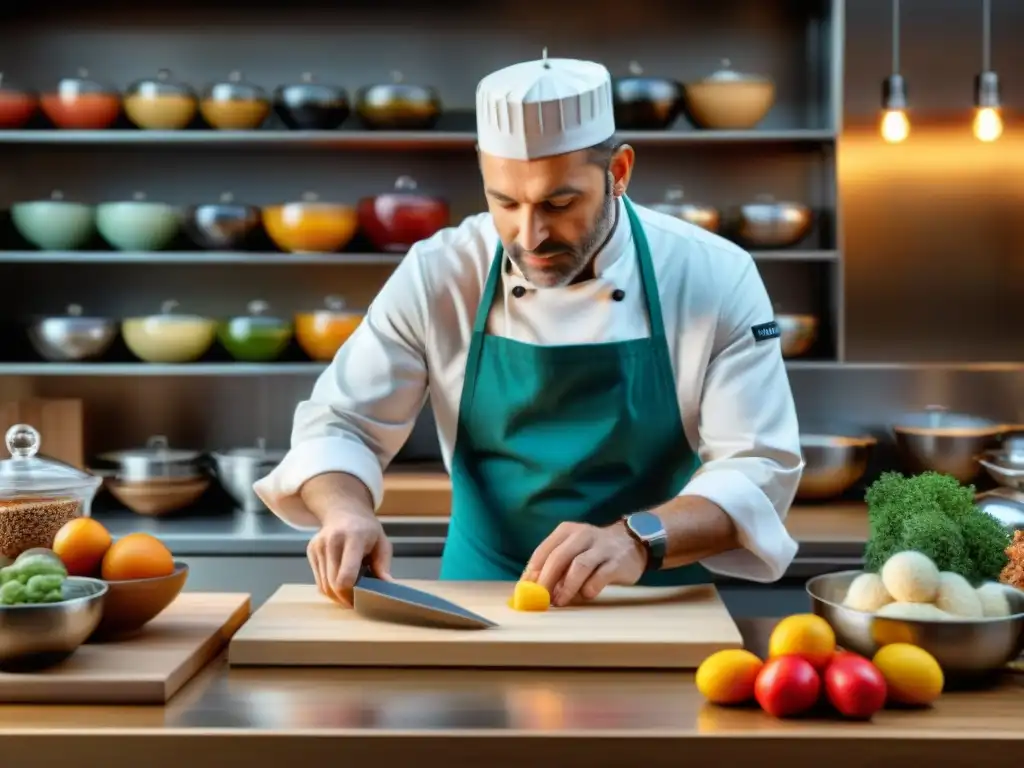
left=262, top=200, right=358, bottom=253
left=90, top=561, right=189, bottom=639
left=295, top=309, right=364, bottom=361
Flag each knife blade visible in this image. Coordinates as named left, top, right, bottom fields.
left=352, top=567, right=498, bottom=630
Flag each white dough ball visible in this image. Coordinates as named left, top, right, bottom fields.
left=843, top=573, right=894, bottom=612
left=880, top=550, right=941, bottom=603
left=934, top=571, right=984, bottom=618
left=976, top=582, right=1014, bottom=618
left=875, top=601, right=951, bottom=621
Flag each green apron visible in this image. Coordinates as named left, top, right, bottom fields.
left=441, top=197, right=710, bottom=587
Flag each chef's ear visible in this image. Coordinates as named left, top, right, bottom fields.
left=609, top=143, right=635, bottom=196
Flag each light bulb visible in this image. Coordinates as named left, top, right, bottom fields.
left=973, top=106, right=1003, bottom=142
left=880, top=109, right=910, bottom=143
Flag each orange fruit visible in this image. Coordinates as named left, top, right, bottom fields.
left=100, top=532, right=175, bottom=581
left=509, top=580, right=550, bottom=612
left=696, top=649, right=764, bottom=705
left=768, top=614, right=836, bottom=671
left=52, top=517, right=112, bottom=576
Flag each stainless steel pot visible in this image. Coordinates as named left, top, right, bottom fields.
left=979, top=449, right=1024, bottom=491
left=211, top=438, right=285, bottom=513
left=797, top=434, right=876, bottom=501
left=27, top=304, right=117, bottom=362
left=95, top=435, right=206, bottom=483
left=976, top=487, right=1024, bottom=531
left=892, top=405, right=1005, bottom=484
left=647, top=186, right=720, bottom=233
left=734, top=195, right=813, bottom=249
left=776, top=313, right=818, bottom=358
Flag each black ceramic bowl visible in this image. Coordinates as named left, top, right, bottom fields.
left=612, top=76, right=685, bottom=131
left=273, top=77, right=350, bottom=131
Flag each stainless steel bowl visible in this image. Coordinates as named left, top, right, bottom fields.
left=892, top=406, right=1004, bottom=483
left=0, top=576, right=107, bottom=672
left=211, top=438, right=285, bottom=513
left=976, top=487, right=1024, bottom=531
left=807, top=570, right=1024, bottom=681
left=797, top=434, right=876, bottom=501
left=776, top=313, right=818, bottom=358
left=979, top=449, right=1024, bottom=491
left=734, top=198, right=813, bottom=249
left=27, top=304, right=117, bottom=362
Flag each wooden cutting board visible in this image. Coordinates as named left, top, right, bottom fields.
left=0, top=592, right=251, bottom=705
left=228, top=582, right=742, bottom=669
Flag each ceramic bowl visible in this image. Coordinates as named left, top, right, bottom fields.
left=91, top=561, right=189, bottom=639
left=97, top=194, right=180, bottom=251
left=262, top=194, right=358, bottom=253
left=11, top=193, right=96, bottom=251
left=122, top=301, right=217, bottom=363
left=295, top=296, right=364, bottom=361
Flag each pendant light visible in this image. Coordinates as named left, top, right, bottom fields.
left=973, top=0, right=1003, bottom=142
left=880, top=0, right=909, bottom=143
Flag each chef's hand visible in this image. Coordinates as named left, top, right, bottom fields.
left=522, top=521, right=646, bottom=607
left=307, top=507, right=394, bottom=606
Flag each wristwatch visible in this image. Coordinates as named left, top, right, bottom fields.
left=623, top=511, right=667, bottom=572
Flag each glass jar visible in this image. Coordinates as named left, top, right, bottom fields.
left=39, top=68, right=121, bottom=130
left=218, top=299, right=294, bottom=363
left=294, top=295, right=365, bottom=362
left=0, top=424, right=103, bottom=559
left=200, top=71, right=270, bottom=130
left=124, top=68, right=198, bottom=130
left=0, top=72, right=38, bottom=129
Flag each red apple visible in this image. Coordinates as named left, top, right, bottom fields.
left=754, top=655, right=821, bottom=718
left=824, top=655, right=887, bottom=719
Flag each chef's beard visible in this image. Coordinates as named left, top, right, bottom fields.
left=506, top=190, right=617, bottom=289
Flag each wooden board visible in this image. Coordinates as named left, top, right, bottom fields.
left=0, top=592, right=251, bottom=705
left=228, top=582, right=742, bottom=670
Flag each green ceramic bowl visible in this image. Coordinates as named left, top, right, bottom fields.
left=96, top=195, right=180, bottom=252
left=11, top=194, right=96, bottom=251
left=218, top=300, right=293, bottom=362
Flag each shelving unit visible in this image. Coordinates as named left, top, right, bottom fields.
left=0, top=0, right=847, bottom=456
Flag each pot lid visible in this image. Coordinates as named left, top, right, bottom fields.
left=280, top=191, right=349, bottom=209
left=204, top=71, right=267, bottom=102
left=139, top=299, right=210, bottom=322
left=21, top=190, right=82, bottom=205
left=52, top=67, right=115, bottom=96
left=104, top=190, right=172, bottom=206
left=893, top=405, right=1003, bottom=434
left=0, top=424, right=99, bottom=495
left=362, top=70, right=438, bottom=96
left=0, top=72, right=33, bottom=96
left=97, top=435, right=202, bottom=465
left=376, top=175, right=442, bottom=199
left=276, top=72, right=346, bottom=101
left=700, top=59, right=770, bottom=84
left=308, top=294, right=360, bottom=315
left=36, top=303, right=111, bottom=322
left=231, top=299, right=286, bottom=322
left=194, top=191, right=257, bottom=211
left=216, top=437, right=287, bottom=461
left=127, top=68, right=196, bottom=99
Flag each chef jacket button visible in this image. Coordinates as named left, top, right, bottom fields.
left=511, top=286, right=527, bottom=298
left=611, top=289, right=626, bottom=302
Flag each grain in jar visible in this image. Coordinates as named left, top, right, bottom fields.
left=0, top=424, right=102, bottom=560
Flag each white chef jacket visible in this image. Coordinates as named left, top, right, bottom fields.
left=255, top=196, right=804, bottom=582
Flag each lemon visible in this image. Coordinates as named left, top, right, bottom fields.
left=696, top=649, right=764, bottom=705
left=872, top=643, right=944, bottom=706
left=768, top=613, right=836, bottom=671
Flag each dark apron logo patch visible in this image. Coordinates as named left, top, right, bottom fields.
left=751, top=321, right=781, bottom=342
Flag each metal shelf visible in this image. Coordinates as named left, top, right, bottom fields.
left=0, top=251, right=405, bottom=265
left=0, top=250, right=838, bottom=265
left=0, top=128, right=837, bottom=149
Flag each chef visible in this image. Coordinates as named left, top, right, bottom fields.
left=255, top=53, right=803, bottom=608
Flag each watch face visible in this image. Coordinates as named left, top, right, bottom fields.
left=628, top=511, right=663, bottom=541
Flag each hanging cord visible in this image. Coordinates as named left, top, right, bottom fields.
left=891, top=0, right=901, bottom=73
left=982, top=0, right=991, bottom=71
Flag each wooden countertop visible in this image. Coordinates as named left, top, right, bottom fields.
left=0, top=617, right=1017, bottom=767
left=381, top=469, right=870, bottom=545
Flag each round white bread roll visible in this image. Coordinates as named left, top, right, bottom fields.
left=881, top=550, right=941, bottom=603
left=934, top=571, right=984, bottom=618
left=843, top=572, right=893, bottom=612
left=875, top=601, right=951, bottom=620
left=976, top=582, right=1013, bottom=618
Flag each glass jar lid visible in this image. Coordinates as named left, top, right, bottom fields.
left=96, top=435, right=202, bottom=467
left=52, top=67, right=115, bottom=96
left=127, top=68, right=197, bottom=99
left=308, top=294, right=361, bottom=316
left=0, top=424, right=100, bottom=497
left=204, top=71, right=268, bottom=103
left=702, top=59, right=770, bottom=84
left=277, top=72, right=346, bottom=101
left=235, top=299, right=287, bottom=324
left=218, top=437, right=287, bottom=462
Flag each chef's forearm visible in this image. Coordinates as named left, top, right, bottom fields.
left=653, top=495, right=740, bottom=569
left=299, top=472, right=376, bottom=525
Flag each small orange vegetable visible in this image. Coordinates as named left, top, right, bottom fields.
left=509, top=579, right=551, bottom=612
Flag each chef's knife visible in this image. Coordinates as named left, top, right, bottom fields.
left=352, top=567, right=498, bottom=630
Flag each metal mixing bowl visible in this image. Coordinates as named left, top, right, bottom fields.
left=734, top=198, right=813, bottom=249
left=776, top=313, right=818, bottom=357
left=211, top=438, right=285, bottom=513
left=979, top=449, right=1024, bottom=491
left=27, top=304, right=118, bottom=362
left=0, top=576, right=108, bottom=672
left=797, top=434, right=876, bottom=501
left=892, top=406, right=1004, bottom=483
left=807, top=570, right=1024, bottom=681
